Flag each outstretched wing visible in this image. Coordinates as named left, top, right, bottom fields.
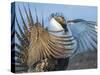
left=68, top=19, right=97, bottom=54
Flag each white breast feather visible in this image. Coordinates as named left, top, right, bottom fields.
left=48, top=18, right=64, bottom=31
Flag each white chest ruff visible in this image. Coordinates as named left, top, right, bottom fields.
left=48, top=18, right=64, bottom=31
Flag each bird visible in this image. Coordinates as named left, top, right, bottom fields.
left=11, top=5, right=97, bottom=73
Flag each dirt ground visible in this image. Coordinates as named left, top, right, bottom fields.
left=67, top=50, right=97, bottom=70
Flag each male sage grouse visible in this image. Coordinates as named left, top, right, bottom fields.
left=11, top=5, right=97, bottom=73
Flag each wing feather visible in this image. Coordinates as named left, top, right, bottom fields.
left=27, top=25, right=70, bottom=66
left=69, top=20, right=97, bottom=54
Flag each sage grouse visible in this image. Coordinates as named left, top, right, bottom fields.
left=11, top=6, right=97, bottom=73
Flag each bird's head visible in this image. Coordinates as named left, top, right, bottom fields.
left=54, top=16, right=66, bottom=25
left=49, top=13, right=68, bottom=32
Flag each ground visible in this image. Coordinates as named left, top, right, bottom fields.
left=67, top=50, right=97, bottom=70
